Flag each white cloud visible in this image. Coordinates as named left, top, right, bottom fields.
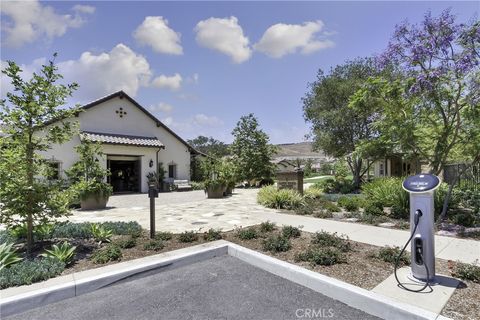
left=194, top=16, right=252, bottom=63
left=255, top=21, right=334, bottom=58
left=133, top=16, right=183, bottom=55
left=187, top=73, right=199, bottom=84
left=192, top=114, right=223, bottom=127
left=58, top=44, right=152, bottom=101
left=72, top=5, right=96, bottom=14
left=160, top=114, right=224, bottom=134
left=149, top=102, right=174, bottom=113
left=151, top=73, right=182, bottom=91
left=161, top=116, right=174, bottom=126
left=1, top=0, right=94, bottom=48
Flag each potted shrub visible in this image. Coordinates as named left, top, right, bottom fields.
left=201, top=159, right=226, bottom=198
left=219, top=159, right=237, bottom=196
left=205, top=179, right=226, bottom=198
left=66, top=142, right=112, bottom=210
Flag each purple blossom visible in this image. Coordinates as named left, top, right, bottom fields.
left=376, top=9, right=479, bottom=95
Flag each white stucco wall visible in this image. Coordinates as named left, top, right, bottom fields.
left=38, top=94, right=191, bottom=193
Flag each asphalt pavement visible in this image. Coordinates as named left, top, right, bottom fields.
left=6, top=255, right=381, bottom=320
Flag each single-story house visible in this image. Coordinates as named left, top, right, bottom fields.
left=39, top=91, right=199, bottom=193
left=372, top=154, right=424, bottom=178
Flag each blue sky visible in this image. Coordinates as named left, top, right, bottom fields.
left=1, top=1, right=478, bottom=144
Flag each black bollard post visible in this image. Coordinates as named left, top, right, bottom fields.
left=148, top=183, right=159, bottom=239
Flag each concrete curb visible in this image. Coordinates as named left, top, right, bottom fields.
left=1, top=241, right=228, bottom=318
left=227, top=243, right=451, bottom=320
left=1, top=241, right=452, bottom=320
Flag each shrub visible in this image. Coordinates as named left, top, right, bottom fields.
left=304, top=187, right=323, bottom=199
left=281, top=225, right=301, bottom=239
left=296, top=247, right=346, bottom=266
left=452, top=211, right=477, bottom=227
left=34, top=223, right=55, bottom=241
left=318, top=178, right=355, bottom=194
left=313, top=210, right=333, bottom=219
left=178, top=231, right=198, bottom=243
left=90, top=245, right=122, bottom=264
left=51, top=222, right=92, bottom=239
left=143, top=240, right=165, bottom=251
left=263, top=235, right=291, bottom=253
left=40, top=242, right=76, bottom=265
left=362, top=178, right=408, bottom=217
left=0, top=258, right=65, bottom=289
left=452, top=261, right=480, bottom=283
left=259, top=221, right=276, bottom=233
left=337, top=196, right=360, bottom=212
left=155, top=231, right=173, bottom=241
left=363, top=202, right=384, bottom=216
left=294, top=204, right=314, bottom=215
left=191, top=181, right=205, bottom=191
left=257, top=186, right=304, bottom=210
left=236, top=227, right=258, bottom=240
left=311, top=231, right=351, bottom=252
left=90, top=223, right=113, bottom=244
left=113, top=236, right=137, bottom=249
left=455, top=188, right=480, bottom=214
left=372, top=246, right=409, bottom=265
left=322, top=201, right=341, bottom=213
left=9, top=224, right=28, bottom=240
left=100, top=221, right=143, bottom=237
left=203, top=229, right=222, bottom=241
left=0, top=243, right=23, bottom=270
left=360, top=213, right=389, bottom=225
left=0, top=230, right=16, bottom=246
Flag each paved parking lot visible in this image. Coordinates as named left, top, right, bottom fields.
left=6, top=255, right=380, bottom=320
left=67, top=189, right=277, bottom=233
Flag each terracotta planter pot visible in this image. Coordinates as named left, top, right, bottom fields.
left=80, top=194, right=109, bottom=210
left=207, top=185, right=224, bottom=199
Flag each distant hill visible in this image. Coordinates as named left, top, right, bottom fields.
left=274, top=142, right=334, bottom=162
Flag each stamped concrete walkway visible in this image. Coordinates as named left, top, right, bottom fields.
left=68, top=189, right=480, bottom=264
left=68, top=189, right=277, bottom=233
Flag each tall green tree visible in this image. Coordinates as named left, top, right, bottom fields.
left=230, top=114, right=276, bottom=183
left=352, top=11, right=479, bottom=220
left=302, top=58, right=389, bottom=188
left=0, top=55, right=79, bottom=254
left=187, top=135, right=229, bottom=157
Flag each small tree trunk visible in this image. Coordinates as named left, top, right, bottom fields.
left=26, top=137, right=34, bottom=256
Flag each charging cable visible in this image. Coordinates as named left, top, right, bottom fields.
left=394, top=209, right=432, bottom=292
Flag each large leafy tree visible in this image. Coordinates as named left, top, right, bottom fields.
left=303, top=58, right=389, bottom=188
left=230, top=114, right=276, bottom=183
left=0, top=55, right=79, bottom=254
left=353, top=10, right=479, bottom=220
left=187, top=135, right=229, bottom=157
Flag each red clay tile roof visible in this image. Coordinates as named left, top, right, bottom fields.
left=80, top=131, right=164, bottom=148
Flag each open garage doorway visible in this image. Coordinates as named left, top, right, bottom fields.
left=107, top=156, right=141, bottom=193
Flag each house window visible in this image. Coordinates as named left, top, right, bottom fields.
left=168, top=164, right=177, bottom=179
left=379, top=163, right=384, bottom=176
left=48, top=162, right=61, bottom=180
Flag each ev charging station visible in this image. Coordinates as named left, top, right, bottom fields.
left=396, top=174, right=441, bottom=291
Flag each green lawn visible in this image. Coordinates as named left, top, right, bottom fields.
left=303, top=175, right=334, bottom=183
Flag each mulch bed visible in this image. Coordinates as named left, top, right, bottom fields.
left=24, top=227, right=480, bottom=320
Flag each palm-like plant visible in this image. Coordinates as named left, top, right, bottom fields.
left=0, top=242, right=23, bottom=271
left=40, top=241, right=76, bottom=265
left=90, top=223, right=113, bottom=244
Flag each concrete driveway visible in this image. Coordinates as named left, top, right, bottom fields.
left=68, top=189, right=275, bottom=233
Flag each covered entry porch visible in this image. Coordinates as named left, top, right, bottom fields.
left=79, top=131, right=164, bottom=193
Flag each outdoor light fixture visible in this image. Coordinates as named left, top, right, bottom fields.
left=149, top=159, right=154, bottom=167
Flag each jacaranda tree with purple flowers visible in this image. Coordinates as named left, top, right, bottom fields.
left=352, top=10, right=479, bottom=220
